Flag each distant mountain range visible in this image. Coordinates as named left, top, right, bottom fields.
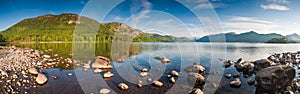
left=196, top=31, right=300, bottom=43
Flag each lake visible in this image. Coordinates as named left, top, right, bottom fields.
left=6, top=42, right=300, bottom=94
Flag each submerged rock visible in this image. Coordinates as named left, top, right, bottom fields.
left=154, top=56, right=170, bottom=63
left=140, top=72, right=147, bottom=77
left=225, top=74, right=231, bottom=79
left=223, top=60, right=234, bottom=68
left=36, top=73, right=47, bottom=85
left=256, top=65, right=295, bottom=93
left=99, top=88, right=110, bottom=94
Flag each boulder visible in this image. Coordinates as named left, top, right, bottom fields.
left=187, top=73, right=205, bottom=89
left=223, top=60, right=234, bottom=68
left=91, top=56, right=113, bottom=69
left=185, top=63, right=205, bottom=74
left=28, top=68, right=38, bottom=75
left=256, top=65, right=295, bottom=93
left=36, top=73, right=48, bottom=85
left=118, top=83, right=129, bottom=90
left=254, top=59, right=273, bottom=72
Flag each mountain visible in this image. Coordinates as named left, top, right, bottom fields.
left=196, top=31, right=284, bottom=43
left=0, top=13, right=174, bottom=42
left=286, top=33, right=300, bottom=42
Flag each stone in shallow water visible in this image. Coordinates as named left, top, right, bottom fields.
left=230, top=78, right=241, bottom=88
left=28, top=68, right=38, bottom=75
left=91, top=56, right=113, bottom=69
left=140, top=72, right=147, bottom=77
left=103, top=72, right=114, bottom=78
left=118, top=83, right=129, bottom=90
left=153, top=80, right=163, bottom=87
left=99, top=88, right=110, bottom=94
left=189, top=88, right=203, bottom=94
left=170, top=77, right=176, bottom=83
left=36, top=73, right=47, bottom=85
left=170, top=70, right=180, bottom=76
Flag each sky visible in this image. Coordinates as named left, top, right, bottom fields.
left=1, top=0, right=300, bottom=37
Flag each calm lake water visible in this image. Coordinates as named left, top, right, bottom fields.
left=10, top=42, right=300, bottom=94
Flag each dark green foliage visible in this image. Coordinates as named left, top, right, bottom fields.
left=0, top=13, right=175, bottom=42
left=266, top=37, right=297, bottom=43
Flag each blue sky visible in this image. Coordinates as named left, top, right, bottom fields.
left=1, top=0, right=300, bottom=37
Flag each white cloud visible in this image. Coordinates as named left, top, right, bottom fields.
left=261, top=4, right=289, bottom=10
left=193, top=3, right=224, bottom=9
left=229, top=16, right=273, bottom=24
left=130, top=0, right=152, bottom=27
left=114, top=16, right=124, bottom=21
left=266, top=0, right=288, bottom=3
left=222, top=16, right=280, bottom=34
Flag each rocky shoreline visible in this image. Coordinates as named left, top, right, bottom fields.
left=222, top=51, right=300, bottom=94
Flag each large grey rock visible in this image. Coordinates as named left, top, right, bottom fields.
left=254, top=59, right=273, bottom=72
left=185, top=63, right=205, bottom=74
left=187, top=73, right=205, bottom=89
left=91, top=56, right=113, bottom=69
left=36, top=73, right=48, bottom=85
left=256, top=65, right=295, bottom=93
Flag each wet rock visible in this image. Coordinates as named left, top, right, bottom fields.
left=67, top=73, right=72, bottom=76
left=91, top=56, right=113, bottom=69
left=170, top=70, right=180, bottom=76
left=187, top=73, right=205, bottom=89
left=93, top=69, right=102, bottom=74
left=28, top=68, right=38, bottom=75
left=247, top=78, right=255, bottom=86
left=138, top=80, right=142, bottom=88
left=36, top=73, right=47, bottom=85
left=140, top=72, right=147, bottom=77
left=141, top=68, right=148, bottom=72
left=225, top=74, right=231, bottom=79
left=189, top=88, right=203, bottom=94
left=223, top=60, right=234, bottom=68
left=185, top=63, right=205, bottom=74
left=170, top=77, right=176, bottom=83
left=254, top=59, right=273, bottom=72
left=230, top=78, right=241, bottom=88
left=256, top=65, right=295, bottom=93
left=154, top=56, right=170, bottom=63
left=118, top=83, right=129, bottom=90
left=153, top=80, right=163, bottom=87
left=103, top=72, right=114, bottom=78
left=99, top=88, right=110, bottom=94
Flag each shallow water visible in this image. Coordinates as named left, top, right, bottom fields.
left=9, top=42, right=300, bottom=94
